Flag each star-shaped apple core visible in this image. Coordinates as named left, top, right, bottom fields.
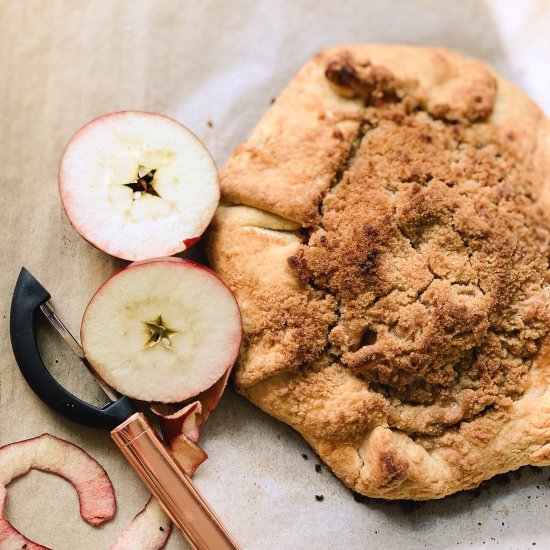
left=124, top=166, right=161, bottom=200
left=143, top=315, right=178, bottom=349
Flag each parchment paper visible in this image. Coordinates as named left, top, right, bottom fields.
left=1, top=1, right=549, bottom=549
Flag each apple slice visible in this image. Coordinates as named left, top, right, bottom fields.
left=81, top=257, right=242, bottom=403
left=0, top=434, right=115, bottom=549
left=59, top=111, right=219, bottom=261
left=109, top=498, right=171, bottom=550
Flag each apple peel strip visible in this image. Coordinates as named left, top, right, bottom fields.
left=152, top=366, right=232, bottom=446
left=0, top=434, right=115, bottom=549
left=108, top=497, right=172, bottom=550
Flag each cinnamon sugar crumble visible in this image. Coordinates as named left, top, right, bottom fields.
left=287, top=54, right=550, bottom=438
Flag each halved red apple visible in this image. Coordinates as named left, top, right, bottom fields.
left=59, top=111, right=219, bottom=261
left=81, top=257, right=242, bottom=403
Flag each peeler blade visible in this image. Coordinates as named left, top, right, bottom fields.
left=40, top=302, right=85, bottom=359
left=39, top=301, right=120, bottom=402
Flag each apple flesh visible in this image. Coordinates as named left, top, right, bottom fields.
left=81, top=257, right=242, bottom=403
left=0, top=434, right=115, bottom=549
left=59, top=111, right=219, bottom=261
left=109, top=498, right=171, bottom=550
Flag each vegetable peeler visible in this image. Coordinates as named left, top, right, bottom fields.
left=9, top=267, right=240, bottom=550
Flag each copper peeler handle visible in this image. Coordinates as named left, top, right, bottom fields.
left=112, top=413, right=240, bottom=550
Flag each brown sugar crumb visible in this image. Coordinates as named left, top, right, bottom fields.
left=315, top=463, right=322, bottom=473
left=315, top=494, right=324, bottom=501
left=302, top=453, right=309, bottom=460
left=286, top=54, right=550, bottom=440
left=206, top=118, right=214, bottom=128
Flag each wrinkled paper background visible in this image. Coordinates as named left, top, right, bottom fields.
left=0, top=1, right=549, bottom=548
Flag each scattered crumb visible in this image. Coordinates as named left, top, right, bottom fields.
left=159, top=526, right=164, bottom=532
left=270, top=97, right=276, bottom=104
left=315, top=464, right=322, bottom=473
left=478, top=522, right=482, bottom=526
left=302, top=453, right=308, bottom=460
left=315, top=494, right=324, bottom=501
left=206, top=118, right=213, bottom=128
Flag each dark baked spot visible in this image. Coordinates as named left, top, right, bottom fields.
left=380, top=451, right=407, bottom=479
left=285, top=53, right=550, bottom=439
left=325, top=53, right=399, bottom=104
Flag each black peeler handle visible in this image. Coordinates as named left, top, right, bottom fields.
left=10, top=267, right=136, bottom=430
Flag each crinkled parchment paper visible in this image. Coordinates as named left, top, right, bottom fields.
left=0, top=1, right=548, bottom=548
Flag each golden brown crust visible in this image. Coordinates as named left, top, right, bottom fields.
left=206, top=45, right=550, bottom=499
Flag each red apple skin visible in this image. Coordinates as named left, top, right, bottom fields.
left=182, top=236, right=201, bottom=249
left=80, top=257, right=243, bottom=404
left=0, top=434, right=115, bottom=526
left=170, top=434, right=208, bottom=477
left=152, top=365, right=233, bottom=445
left=58, top=111, right=219, bottom=261
left=152, top=401, right=203, bottom=444
left=0, top=434, right=116, bottom=549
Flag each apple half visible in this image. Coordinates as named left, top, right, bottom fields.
left=81, top=257, right=242, bottom=403
left=59, top=111, right=219, bottom=261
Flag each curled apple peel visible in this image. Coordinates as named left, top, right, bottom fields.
left=152, top=365, right=233, bottom=445
left=0, top=434, right=115, bottom=549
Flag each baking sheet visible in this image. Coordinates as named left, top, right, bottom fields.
left=0, top=1, right=549, bottom=549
